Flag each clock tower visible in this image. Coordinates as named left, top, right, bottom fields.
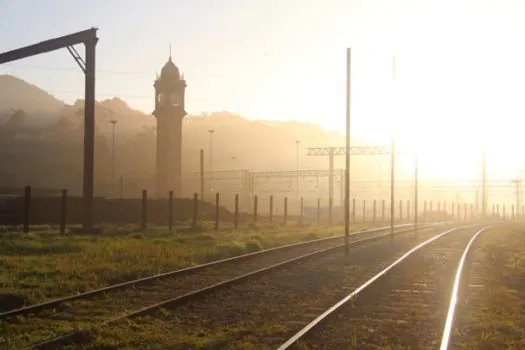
left=153, top=54, right=187, bottom=198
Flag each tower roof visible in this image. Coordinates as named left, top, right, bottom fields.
left=160, top=56, right=180, bottom=80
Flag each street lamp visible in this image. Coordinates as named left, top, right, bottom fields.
left=208, top=129, right=215, bottom=200
left=109, top=120, right=118, bottom=197
left=296, top=140, right=300, bottom=198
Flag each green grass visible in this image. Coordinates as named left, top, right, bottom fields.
left=454, top=224, right=525, bottom=349
left=0, top=221, right=377, bottom=311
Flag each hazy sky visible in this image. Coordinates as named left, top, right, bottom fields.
left=1, top=0, right=525, bottom=179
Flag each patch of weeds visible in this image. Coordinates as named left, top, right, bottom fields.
left=215, top=241, right=246, bottom=258
left=2, top=223, right=355, bottom=306
left=194, top=234, right=216, bottom=241
left=153, top=238, right=169, bottom=245
left=348, top=330, right=358, bottom=349
left=302, top=232, right=319, bottom=242
left=244, top=239, right=263, bottom=253
left=198, top=336, right=232, bottom=349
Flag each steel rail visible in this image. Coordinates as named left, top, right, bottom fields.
left=439, top=225, right=496, bottom=350
left=26, top=225, right=428, bottom=350
left=276, top=224, right=483, bottom=350
left=0, top=223, right=416, bottom=320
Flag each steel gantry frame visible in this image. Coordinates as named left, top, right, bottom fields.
left=249, top=168, right=345, bottom=200
left=307, top=146, right=390, bottom=224
left=0, top=28, right=99, bottom=232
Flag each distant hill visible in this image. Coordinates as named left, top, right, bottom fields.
left=0, top=75, right=394, bottom=198
left=0, top=75, right=65, bottom=117
left=0, top=75, right=155, bottom=132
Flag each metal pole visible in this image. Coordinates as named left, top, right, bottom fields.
left=110, top=120, right=117, bottom=197
left=482, top=150, right=487, bottom=219
left=329, top=150, right=334, bottom=224
left=390, top=55, right=396, bottom=244
left=83, top=39, right=96, bottom=233
left=296, top=140, right=300, bottom=198
left=390, top=132, right=395, bottom=243
left=344, top=47, right=351, bottom=258
left=516, top=176, right=521, bottom=219
left=200, top=149, right=204, bottom=201
left=382, top=199, right=385, bottom=223
left=208, top=129, right=214, bottom=200
left=340, top=169, right=344, bottom=209
left=415, top=155, right=419, bottom=236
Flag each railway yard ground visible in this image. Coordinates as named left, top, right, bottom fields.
left=77, top=226, right=442, bottom=349
left=1, top=221, right=524, bottom=349
left=451, top=223, right=525, bottom=349
left=0, top=221, right=373, bottom=309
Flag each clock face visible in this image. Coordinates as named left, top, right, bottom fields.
left=170, top=92, right=181, bottom=107
left=158, top=93, right=167, bottom=105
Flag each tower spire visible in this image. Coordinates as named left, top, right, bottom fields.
left=169, top=42, right=172, bottom=60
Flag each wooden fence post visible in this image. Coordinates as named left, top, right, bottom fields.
left=168, top=190, right=173, bottom=232
left=234, top=194, right=239, bottom=230
left=23, top=186, right=31, bottom=233
left=141, top=189, right=147, bottom=230
left=192, top=192, right=198, bottom=229
left=215, top=192, right=220, bottom=231
left=60, top=189, right=68, bottom=235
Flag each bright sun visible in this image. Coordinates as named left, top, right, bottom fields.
left=350, top=48, right=525, bottom=182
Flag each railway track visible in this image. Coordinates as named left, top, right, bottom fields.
left=447, top=224, right=524, bottom=349
left=0, top=223, right=420, bottom=349
left=74, top=225, right=447, bottom=349
left=277, top=225, right=492, bottom=349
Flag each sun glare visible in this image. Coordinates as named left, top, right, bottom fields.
left=349, top=45, right=525, bottom=182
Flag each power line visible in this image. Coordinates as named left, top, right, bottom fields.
left=1, top=63, right=225, bottom=78
left=38, top=88, right=273, bottom=104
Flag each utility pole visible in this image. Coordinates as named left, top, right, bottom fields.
left=296, top=140, right=300, bottom=198
left=513, top=176, right=521, bottom=219
left=414, top=154, right=419, bottom=236
left=390, top=131, right=396, bottom=242
left=109, top=120, right=117, bottom=197
left=208, top=129, right=215, bottom=201
left=518, top=178, right=521, bottom=219
left=329, top=148, right=334, bottom=221
left=200, top=149, right=205, bottom=201
left=390, top=55, right=396, bottom=244
left=481, top=150, right=487, bottom=219
left=344, top=48, right=351, bottom=258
